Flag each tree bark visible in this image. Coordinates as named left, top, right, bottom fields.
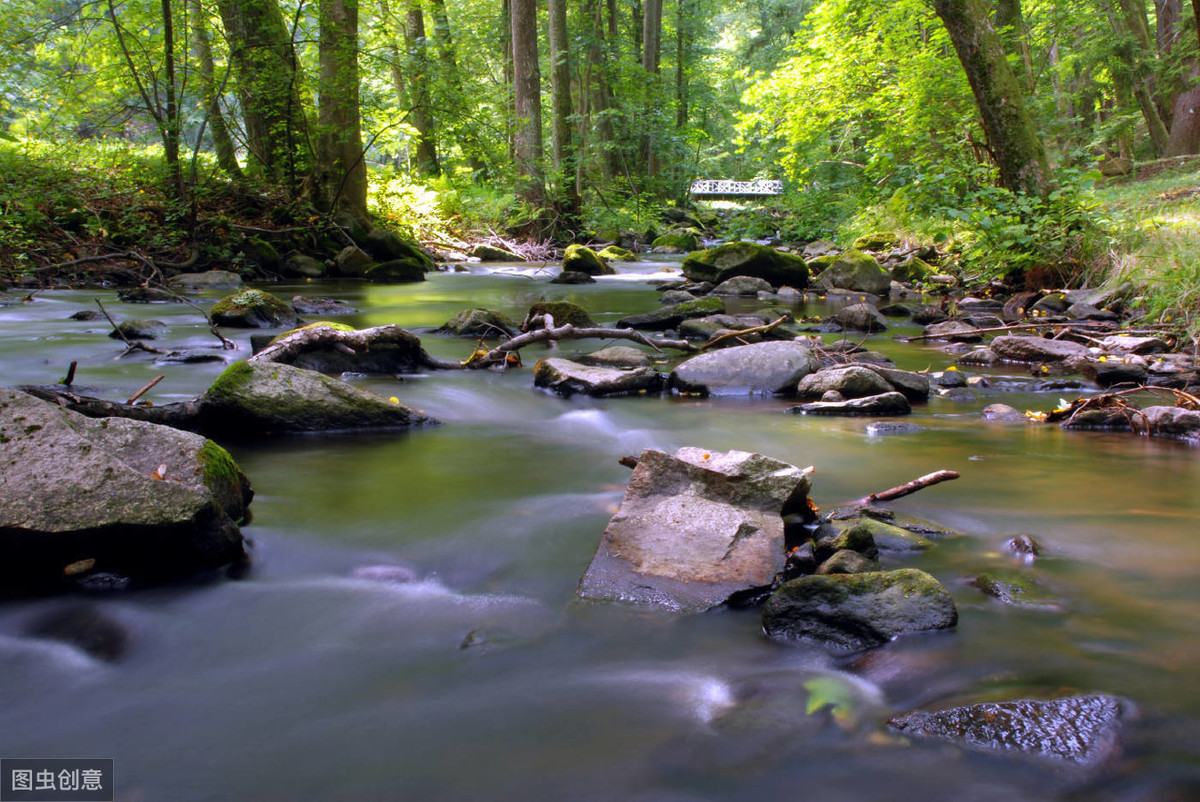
left=405, top=0, right=441, bottom=176
left=641, top=0, right=663, bottom=178
left=216, top=0, right=310, bottom=188
left=548, top=0, right=580, bottom=217
left=933, top=0, right=1053, bottom=197
left=993, top=0, right=1034, bottom=92
left=189, top=0, right=244, bottom=180
left=511, top=0, right=545, bottom=208
left=315, top=0, right=368, bottom=218
left=427, top=0, right=488, bottom=175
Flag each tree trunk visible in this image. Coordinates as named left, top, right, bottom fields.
left=1166, top=76, right=1200, bottom=154
left=548, top=0, right=580, bottom=216
left=502, top=0, right=515, bottom=162
left=406, top=0, right=441, bottom=176
left=160, top=0, right=183, bottom=198
left=511, top=0, right=545, bottom=208
left=315, top=0, right=367, bottom=219
left=189, top=0, right=244, bottom=180
left=428, top=0, right=488, bottom=175
left=1106, top=5, right=1170, bottom=156
left=993, top=0, right=1034, bottom=93
left=216, top=0, right=310, bottom=188
left=933, top=0, right=1053, bottom=197
left=641, top=0, right=662, bottom=177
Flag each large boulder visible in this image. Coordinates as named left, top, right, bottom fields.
left=796, top=366, right=894, bottom=400
left=524, top=301, right=596, bottom=329
left=834, top=303, right=888, bottom=332
left=651, top=230, right=701, bottom=253
left=533, top=358, right=663, bottom=397
left=682, top=242, right=810, bottom=288
left=199, top=361, right=438, bottom=436
left=211, top=289, right=299, bottom=329
left=762, top=569, right=957, bottom=651
left=364, top=259, right=427, bottom=283
left=990, top=334, right=1091, bottom=363
left=362, top=228, right=435, bottom=269
left=0, top=387, right=251, bottom=593
left=254, top=323, right=436, bottom=375
left=1142, top=405, right=1200, bottom=442
left=889, top=694, right=1126, bottom=767
left=562, top=244, right=614, bottom=276
left=168, top=270, right=244, bottom=291
left=670, top=341, right=819, bottom=395
left=436, top=308, right=520, bottom=338
left=576, top=447, right=813, bottom=612
left=813, top=251, right=891, bottom=295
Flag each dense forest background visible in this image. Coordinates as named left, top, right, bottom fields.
left=2, top=0, right=1199, bottom=332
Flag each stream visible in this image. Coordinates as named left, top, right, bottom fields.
left=2, top=258, right=1199, bottom=800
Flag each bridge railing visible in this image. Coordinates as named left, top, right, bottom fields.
left=689, top=179, right=783, bottom=197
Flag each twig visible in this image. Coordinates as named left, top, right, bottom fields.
left=864, top=470, right=960, bottom=503
left=465, top=314, right=695, bottom=368
left=700, top=315, right=789, bottom=350
left=126, top=374, right=165, bottom=404
left=62, top=361, right=78, bottom=387
left=95, top=298, right=166, bottom=357
left=897, top=320, right=1115, bottom=343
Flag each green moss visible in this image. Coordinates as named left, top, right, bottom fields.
left=269, top=321, right=356, bottom=345
left=206, top=361, right=255, bottom=402
left=211, top=289, right=293, bottom=324
left=597, top=245, right=639, bottom=262
left=675, top=296, right=726, bottom=316
left=198, top=439, right=241, bottom=487
left=527, top=301, right=596, bottom=328
left=651, top=231, right=700, bottom=252
left=563, top=244, right=612, bottom=275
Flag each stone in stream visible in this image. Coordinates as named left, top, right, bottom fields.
left=788, top=391, right=911, bottom=416
left=833, top=303, right=888, bottom=332
left=533, top=357, right=664, bottom=397
left=0, top=387, right=251, bottom=594
left=576, top=447, right=814, bottom=612
left=562, top=244, right=614, bottom=276
left=108, top=318, right=168, bottom=341
left=669, top=340, right=819, bottom=396
left=982, top=403, right=1027, bottom=423
left=888, top=694, right=1127, bottom=767
left=24, top=604, right=131, bottom=661
left=550, top=271, right=596, bottom=285
left=1081, top=359, right=1148, bottom=388
left=796, top=366, right=894, bottom=400
left=211, top=289, right=299, bottom=329
left=762, top=569, right=958, bottom=651
left=362, top=228, right=435, bottom=271
left=436, top=308, right=520, bottom=338
left=1141, top=406, right=1200, bottom=442
left=617, top=296, right=725, bottom=330
left=577, top=346, right=654, bottom=369
left=711, top=276, right=774, bottom=296
left=921, top=319, right=984, bottom=342
left=812, top=250, right=890, bottom=295
left=199, top=361, right=438, bottom=435
left=284, top=254, right=327, bottom=278
left=291, top=295, right=358, bottom=315
left=168, top=270, right=244, bottom=291
left=681, top=242, right=810, bottom=288
left=970, top=571, right=1063, bottom=611
left=990, top=334, right=1091, bottom=363
left=470, top=243, right=524, bottom=262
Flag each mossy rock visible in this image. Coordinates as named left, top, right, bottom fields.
left=362, top=229, right=435, bottom=270
left=836, top=517, right=935, bottom=552
left=334, top=246, right=375, bottom=277
left=437, top=308, right=519, bottom=338
left=563, top=244, right=614, bottom=276
left=651, top=230, right=700, bottom=252
left=471, top=243, right=525, bottom=262
left=524, top=301, right=596, bottom=330
left=806, top=254, right=838, bottom=275
left=616, top=296, right=726, bottom=330
left=681, top=241, right=809, bottom=289
left=891, top=256, right=934, bottom=284
left=211, top=289, right=299, bottom=329
left=813, top=250, right=890, bottom=295
left=241, top=237, right=281, bottom=270
left=365, top=258, right=428, bottom=283
left=284, top=253, right=327, bottom=278
left=268, top=321, right=356, bottom=346
left=597, top=245, right=639, bottom=262
left=852, top=231, right=899, bottom=251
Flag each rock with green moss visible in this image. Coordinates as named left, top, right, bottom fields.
left=891, top=256, right=934, bottom=283
left=284, top=254, right=327, bottom=278
left=168, top=270, right=244, bottom=291
left=762, top=568, right=958, bottom=651
left=200, top=361, right=439, bottom=435
left=813, top=250, right=891, bottom=295
left=597, top=245, right=639, bottom=262
left=364, top=258, right=428, bottom=284
left=362, top=228, right=435, bottom=270
left=970, top=571, right=1063, bottom=610
left=533, top=358, right=664, bottom=397
left=241, top=236, right=281, bottom=270
left=333, top=246, right=375, bottom=277
left=524, top=301, right=596, bottom=329
left=682, top=241, right=809, bottom=288
left=0, top=387, right=251, bottom=594
left=852, top=231, right=899, bottom=251
left=211, top=289, right=299, bottom=329
left=562, top=244, right=614, bottom=276
left=838, top=517, right=935, bottom=552
left=436, top=308, right=520, bottom=338
left=471, top=243, right=525, bottom=262
left=617, top=296, right=725, bottom=330
left=651, top=230, right=701, bottom=253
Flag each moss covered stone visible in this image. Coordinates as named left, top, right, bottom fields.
left=268, top=321, right=356, bottom=346
left=196, top=439, right=253, bottom=524
left=597, top=245, right=639, bottom=262
left=616, top=296, right=725, bottom=330
left=651, top=230, right=700, bottom=252
left=682, top=241, right=809, bottom=288
left=525, top=301, right=596, bottom=329
left=563, top=244, right=614, bottom=276
left=852, top=231, right=899, bottom=251
left=813, top=250, right=891, bottom=295
left=437, top=308, right=519, bottom=338
left=365, top=258, right=428, bottom=283
left=211, top=289, right=299, bottom=329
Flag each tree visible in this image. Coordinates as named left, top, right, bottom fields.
left=315, top=0, right=367, bottom=218
left=510, top=0, right=544, bottom=208
left=548, top=0, right=580, bottom=215
left=933, top=0, right=1053, bottom=197
left=405, top=0, right=440, bottom=176
left=189, top=0, right=244, bottom=181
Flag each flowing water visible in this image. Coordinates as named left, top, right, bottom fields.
left=2, top=260, right=1199, bottom=801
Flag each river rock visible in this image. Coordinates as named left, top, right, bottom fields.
left=660, top=290, right=702, bottom=305
left=1081, top=359, right=1147, bottom=388
left=813, top=251, right=890, bottom=295
left=365, top=258, right=428, bottom=283
left=333, top=245, right=375, bottom=276
left=888, top=694, right=1126, bottom=767
left=211, top=289, right=299, bottom=328
left=922, top=319, right=983, bottom=342
left=838, top=517, right=934, bottom=552
left=290, top=295, right=358, bottom=315
left=563, top=244, right=614, bottom=276
left=1141, top=406, right=1200, bottom=442
left=576, top=447, right=813, bottom=612
left=834, top=303, right=888, bottom=332
left=982, top=403, right=1027, bottom=423
left=550, top=271, right=596, bottom=284
left=471, top=243, right=524, bottom=262
left=0, top=387, right=250, bottom=593
left=796, top=366, right=894, bottom=399
left=788, top=391, right=911, bottom=416
left=681, top=242, right=810, bottom=288
left=108, top=318, right=168, bottom=340
left=970, top=571, right=1063, bottom=610
left=712, top=276, right=774, bottom=296
left=864, top=365, right=930, bottom=401
left=670, top=341, right=819, bottom=395
left=816, top=550, right=880, bottom=575
left=533, top=358, right=663, bottom=397
left=618, top=297, right=725, bottom=330
left=524, top=301, right=596, bottom=329
left=199, top=361, right=438, bottom=435
left=362, top=228, right=435, bottom=270
left=597, top=245, right=638, bottom=262
left=1101, top=334, right=1170, bottom=355
left=168, top=270, right=244, bottom=291
left=577, top=346, right=654, bottom=369
left=762, top=568, right=957, bottom=651
left=991, top=334, right=1090, bottom=363
left=25, top=604, right=131, bottom=661
left=437, top=308, right=519, bottom=338
left=651, top=230, right=700, bottom=253
left=284, top=254, right=326, bottom=278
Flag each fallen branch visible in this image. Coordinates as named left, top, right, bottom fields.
left=700, top=315, right=789, bottom=350
left=95, top=298, right=166, bottom=357
left=863, top=470, right=960, bottom=503
left=126, top=374, right=165, bottom=405
left=897, top=320, right=1117, bottom=343
left=18, top=386, right=204, bottom=431
left=464, top=314, right=695, bottom=369
left=249, top=323, right=459, bottom=370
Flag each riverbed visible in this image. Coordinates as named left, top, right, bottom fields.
left=2, top=260, right=1198, bottom=800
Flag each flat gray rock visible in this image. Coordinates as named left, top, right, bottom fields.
left=888, top=694, right=1125, bottom=767
left=991, top=334, right=1090, bottom=363
left=533, top=358, right=663, bottom=397
left=796, top=366, right=894, bottom=399
left=788, top=391, right=911, bottom=416
left=577, top=447, right=812, bottom=612
left=670, top=341, right=819, bottom=395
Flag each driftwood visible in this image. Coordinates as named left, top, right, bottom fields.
left=864, top=470, right=960, bottom=503
left=126, top=374, right=165, bottom=405
left=17, top=385, right=204, bottom=431
left=463, top=314, right=696, bottom=369
left=897, top=320, right=1117, bottom=343
left=249, top=323, right=460, bottom=370
left=700, top=316, right=790, bottom=350
left=95, top=298, right=166, bottom=357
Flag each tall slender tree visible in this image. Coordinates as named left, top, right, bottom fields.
left=548, top=0, right=579, bottom=215
left=510, top=0, right=544, bottom=207
left=405, top=0, right=441, bottom=175
left=315, top=0, right=367, bottom=218
left=190, top=0, right=244, bottom=180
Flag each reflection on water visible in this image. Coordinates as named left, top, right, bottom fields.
left=1, top=264, right=1199, bottom=800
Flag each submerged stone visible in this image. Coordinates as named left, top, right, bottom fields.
left=888, top=694, right=1126, bottom=767
left=211, top=289, right=298, bottom=329
left=991, top=335, right=1090, bottom=363
left=533, top=358, right=663, bottom=397
left=670, top=340, right=819, bottom=396
left=788, top=391, right=911, bottom=416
